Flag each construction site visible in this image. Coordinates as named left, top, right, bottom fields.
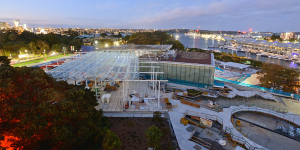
left=43, top=45, right=300, bottom=150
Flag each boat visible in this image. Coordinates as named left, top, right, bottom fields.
left=283, top=57, right=291, bottom=61
left=268, top=55, right=272, bottom=58
left=278, top=56, right=283, bottom=60
left=223, top=45, right=230, bottom=49
left=272, top=55, right=278, bottom=59
left=256, top=53, right=262, bottom=56
left=261, top=53, right=268, bottom=57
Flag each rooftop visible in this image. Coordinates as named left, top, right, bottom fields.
left=159, top=51, right=214, bottom=66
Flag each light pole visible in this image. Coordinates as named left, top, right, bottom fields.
left=25, top=50, right=28, bottom=61
left=44, top=50, right=46, bottom=61
left=63, top=47, right=66, bottom=56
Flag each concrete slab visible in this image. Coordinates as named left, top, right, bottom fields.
left=164, top=92, right=268, bottom=150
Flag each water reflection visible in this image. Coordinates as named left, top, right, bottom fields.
left=173, top=33, right=299, bottom=69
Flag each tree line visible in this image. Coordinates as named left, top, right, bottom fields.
left=123, top=32, right=185, bottom=50
left=0, top=57, right=122, bottom=150
left=0, top=29, right=83, bottom=57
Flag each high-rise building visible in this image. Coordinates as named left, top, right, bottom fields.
left=14, top=20, right=20, bottom=27
left=280, top=32, right=295, bottom=40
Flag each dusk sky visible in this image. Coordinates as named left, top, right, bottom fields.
left=0, top=0, right=299, bottom=32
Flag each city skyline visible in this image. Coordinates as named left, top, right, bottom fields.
left=0, top=0, right=300, bottom=32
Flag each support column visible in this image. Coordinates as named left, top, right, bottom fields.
left=95, top=79, right=97, bottom=99
left=123, top=81, right=125, bottom=102
left=158, top=81, right=160, bottom=110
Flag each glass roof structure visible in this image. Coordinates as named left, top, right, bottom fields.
left=48, top=51, right=141, bottom=81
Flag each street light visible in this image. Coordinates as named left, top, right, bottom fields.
left=44, top=50, right=46, bottom=61
left=25, top=50, right=28, bottom=61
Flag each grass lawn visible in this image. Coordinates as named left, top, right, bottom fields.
left=13, top=54, right=69, bottom=67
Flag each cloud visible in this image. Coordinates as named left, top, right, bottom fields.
left=121, top=0, right=300, bottom=31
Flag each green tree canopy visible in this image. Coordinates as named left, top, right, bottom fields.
left=0, top=56, right=11, bottom=66
left=100, top=33, right=108, bottom=37
left=270, top=34, right=280, bottom=41
left=69, top=38, right=83, bottom=50
left=36, top=40, right=50, bottom=54
left=102, top=130, right=121, bottom=150
left=8, top=34, right=17, bottom=42
left=145, top=125, right=163, bottom=149
left=126, top=32, right=185, bottom=50
left=51, top=43, right=63, bottom=53
left=19, top=47, right=28, bottom=54
left=0, top=66, right=109, bottom=150
left=257, top=63, right=300, bottom=93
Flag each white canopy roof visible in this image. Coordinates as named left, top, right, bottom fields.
left=48, top=51, right=140, bottom=81
left=220, top=62, right=250, bottom=69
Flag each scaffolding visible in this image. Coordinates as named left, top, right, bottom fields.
left=47, top=48, right=171, bottom=111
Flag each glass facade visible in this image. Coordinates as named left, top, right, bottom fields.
left=140, top=62, right=215, bottom=89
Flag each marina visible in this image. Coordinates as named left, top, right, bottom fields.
left=173, top=33, right=300, bottom=68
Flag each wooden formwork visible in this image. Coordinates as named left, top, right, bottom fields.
left=180, top=99, right=200, bottom=108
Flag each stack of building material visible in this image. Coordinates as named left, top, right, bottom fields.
left=180, top=99, right=200, bottom=108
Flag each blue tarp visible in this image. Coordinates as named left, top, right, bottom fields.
left=215, top=67, right=224, bottom=72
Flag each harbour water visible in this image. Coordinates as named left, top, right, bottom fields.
left=173, top=33, right=299, bottom=69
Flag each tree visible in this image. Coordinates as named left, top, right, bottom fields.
left=166, top=40, right=185, bottom=50
left=102, top=130, right=121, bottom=150
left=126, top=31, right=185, bottom=50
left=8, top=34, right=17, bottom=42
left=29, top=42, right=38, bottom=54
left=256, top=63, right=299, bottom=93
left=0, top=56, right=11, bottom=66
left=42, top=33, right=61, bottom=48
left=123, top=35, right=130, bottom=41
left=153, top=111, right=162, bottom=123
left=19, top=31, right=36, bottom=42
left=69, top=38, right=83, bottom=50
left=270, top=34, right=280, bottom=41
left=289, top=38, right=295, bottom=42
left=36, top=40, right=50, bottom=55
left=19, top=47, right=28, bottom=54
left=51, top=44, right=63, bottom=53
left=100, top=33, right=108, bottom=37
left=117, top=32, right=122, bottom=37
left=0, top=31, right=5, bottom=49
left=0, top=66, right=110, bottom=150
left=145, top=125, right=163, bottom=149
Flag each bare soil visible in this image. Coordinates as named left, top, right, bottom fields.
left=107, top=117, right=180, bottom=150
